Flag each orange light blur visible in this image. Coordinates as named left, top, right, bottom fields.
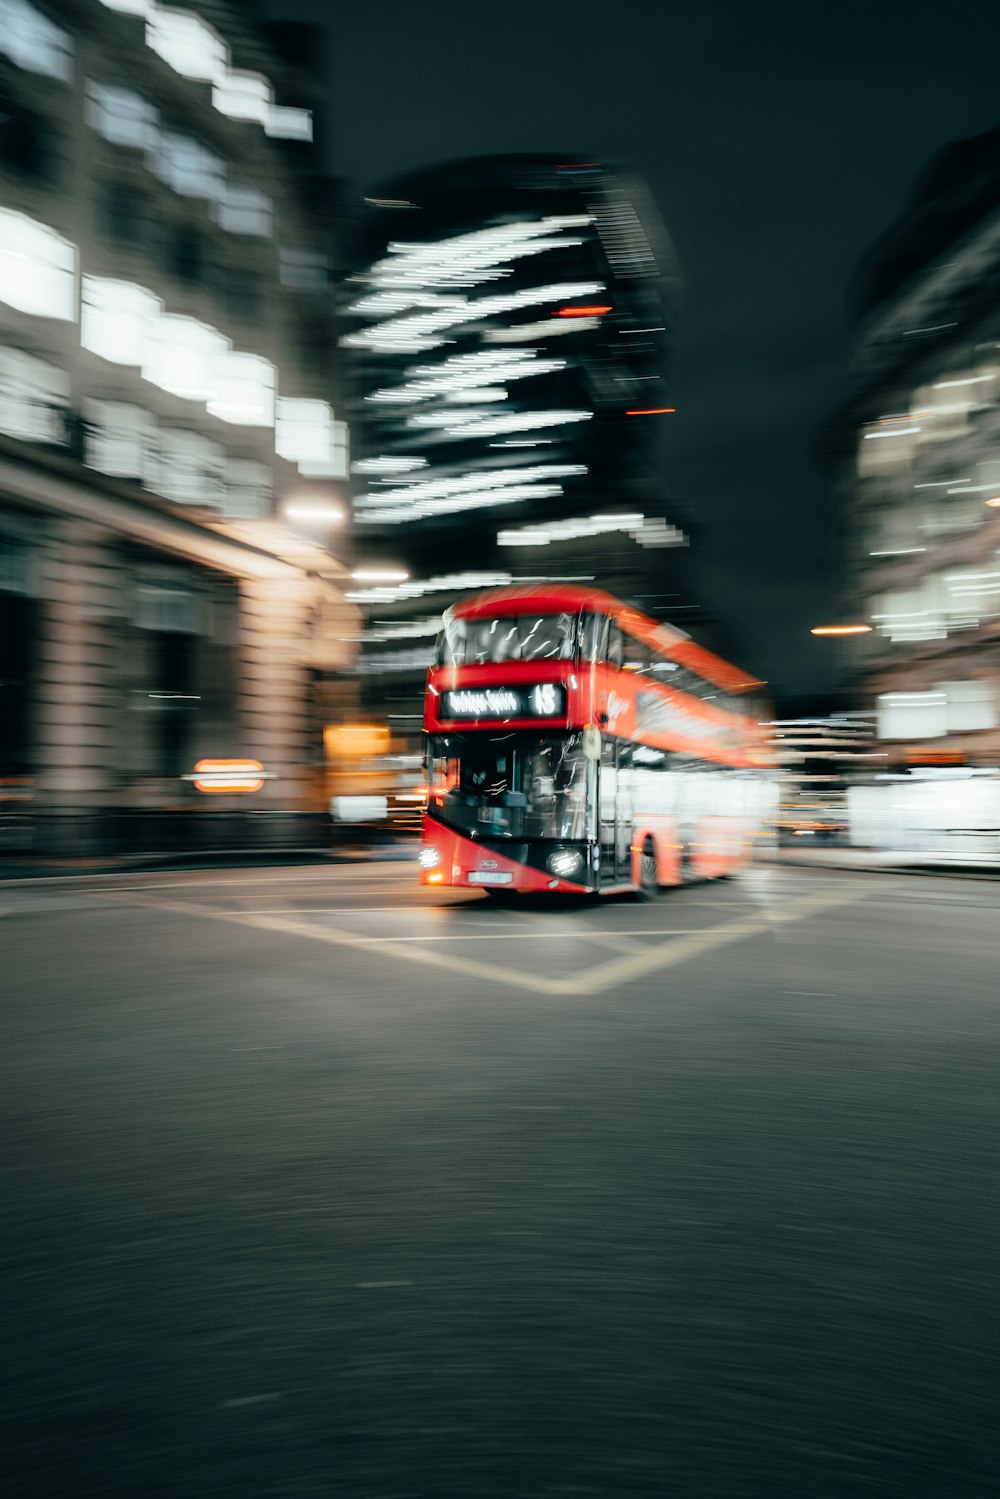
left=427, top=872, right=444, bottom=884
left=906, top=749, right=965, bottom=765
left=324, top=723, right=391, bottom=759
left=556, top=305, right=612, bottom=317
left=625, top=407, right=676, bottom=415
left=986, top=496, right=1000, bottom=508
left=192, top=759, right=265, bottom=794
left=810, top=624, right=873, bottom=637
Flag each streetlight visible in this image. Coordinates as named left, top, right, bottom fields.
left=283, top=500, right=344, bottom=524
left=351, top=567, right=410, bottom=583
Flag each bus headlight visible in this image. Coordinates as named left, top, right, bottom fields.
left=419, top=847, right=441, bottom=869
left=547, top=848, right=583, bottom=879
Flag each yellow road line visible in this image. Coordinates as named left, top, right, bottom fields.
left=110, top=884, right=863, bottom=997
left=555, top=885, right=862, bottom=996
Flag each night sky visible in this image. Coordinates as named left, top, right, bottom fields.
left=265, top=0, right=1000, bottom=698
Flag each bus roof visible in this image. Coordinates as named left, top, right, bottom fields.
left=446, top=584, right=763, bottom=696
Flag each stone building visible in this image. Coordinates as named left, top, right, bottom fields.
left=0, top=0, right=357, bottom=853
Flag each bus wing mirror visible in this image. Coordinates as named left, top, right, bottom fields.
left=582, top=726, right=601, bottom=761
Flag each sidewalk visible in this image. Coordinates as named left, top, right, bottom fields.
left=765, top=847, right=1000, bottom=880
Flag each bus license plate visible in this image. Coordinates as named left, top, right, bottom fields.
left=468, top=871, right=512, bottom=885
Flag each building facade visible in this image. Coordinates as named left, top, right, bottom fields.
left=835, top=126, right=1000, bottom=772
left=0, top=0, right=356, bottom=852
left=766, top=710, right=876, bottom=842
left=340, top=155, right=692, bottom=766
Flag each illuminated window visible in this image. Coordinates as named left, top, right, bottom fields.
left=206, top=352, right=275, bottom=427
left=857, top=420, right=919, bottom=478
left=0, top=209, right=76, bottom=321
left=95, top=0, right=312, bottom=139
left=942, top=680, right=998, bottom=733
left=81, top=277, right=160, bottom=365
left=151, top=429, right=224, bottom=506
left=873, top=578, right=946, bottom=644
left=223, top=458, right=272, bottom=519
left=83, top=400, right=156, bottom=480
left=942, top=562, right=1000, bottom=626
left=265, top=106, right=312, bottom=141
left=214, top=185, right=273, bottom=237
left=150, top=132, right=225, bottom=201
left=877, top=692, right=946, bottom=741
left=275, top=399, right=347, bottom=474
left=212, top=70, right=271, bottom=125
left=0, top=0, right=73, bottom=81
left=279, top=247, right=329, bottom=290
left=143, top=314, right=229, bottom=402
left=0, top=346, right=69, bottom=444
left=85, top=81, right=159, bottom=149
left=146, top=7, right=226, bottom=83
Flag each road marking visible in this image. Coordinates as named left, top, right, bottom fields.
left=109, top=884, right=864, bottom=997
left=548, top=885, right=863, bottom=996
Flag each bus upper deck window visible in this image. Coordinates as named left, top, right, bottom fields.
left=607, top=626, right=624, bottom=669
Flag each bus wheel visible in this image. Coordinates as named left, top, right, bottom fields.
left=637, top=839, right=659, bottom=900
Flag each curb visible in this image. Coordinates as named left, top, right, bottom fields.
left=761, top=854, right=1000, bottom=881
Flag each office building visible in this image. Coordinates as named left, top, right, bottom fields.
left=833, top=125, right=1000, bottom=771
left=341, top=154, right=690, bottom=743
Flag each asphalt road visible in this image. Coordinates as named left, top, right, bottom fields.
left=3, top=860, right=999, bottom=1498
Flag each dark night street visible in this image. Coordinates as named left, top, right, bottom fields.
left=3, top=862, right=999, bottom=1497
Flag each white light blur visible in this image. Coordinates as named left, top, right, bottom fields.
left=366, top=616, right=442, bottom=641
left=0, top=209, right=76, bottom=321
left=284, top=502, right=343, bottom=523
left=445, top=388, right=508, bottom=403
left=342, top=281, right=604, bottom=354
left=276, top=398, right=334, bottom=463
left=96, top=0, right=312, bottom=139
left=486, top=317, right=601, bottom=343
left=347, top=571, right=515, bottom=604
left=365, top=350, right=566, bottom=406
left=436, top=409, right=594, bottom=440
left=498, top=513, right=687, bottom=549
left=863, top=426, right=922, bottom=439
left=355, top=463, right=586, bottom=511
left=364, top=484, right=566, bottom=525
left=1, top=0, right=73, bottom=80
left=352, top=567, right=410, bottom=582
left=143, top=314, right=229, bottom=402
left=0, top=345, right=69, bottom=445
left=352, top=456, right=427, bottom=475
left=206, top=352, right=275, bottom=426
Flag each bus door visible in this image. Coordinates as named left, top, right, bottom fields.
left=599, top=739, right=633, bottom=884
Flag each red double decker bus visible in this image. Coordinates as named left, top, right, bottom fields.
left=419, top=584, right=773, bottom=896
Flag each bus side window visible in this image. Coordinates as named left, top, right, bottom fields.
left=607, top=625, right=624, bottom=669
left=578, top=612, right=607, bottom=663
left=623, top=633, right=648, bottom=675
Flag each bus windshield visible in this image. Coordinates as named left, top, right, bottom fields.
left=428, top=731, right=590, bottom=840
left=439, top=613, right=578, bottom=666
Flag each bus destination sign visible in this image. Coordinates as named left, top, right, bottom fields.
left=441, top=684, right=566, bottom=719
